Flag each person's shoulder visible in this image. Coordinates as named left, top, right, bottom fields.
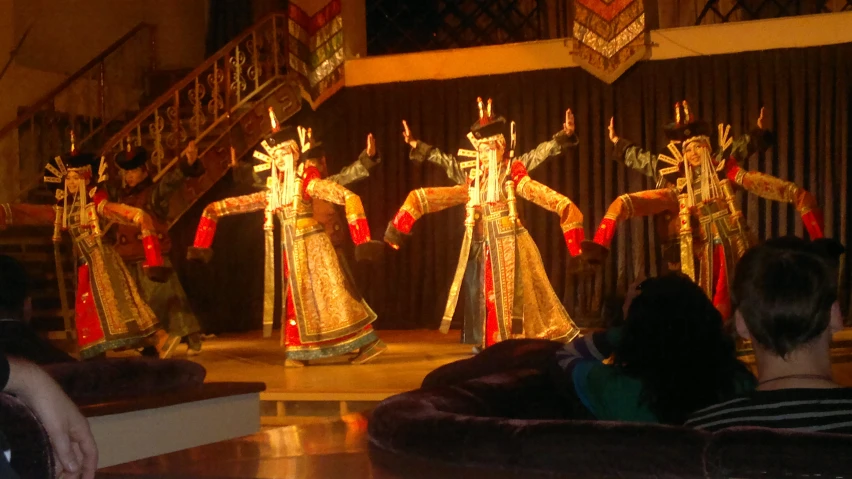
left=683, top=395, right=752, bottom=427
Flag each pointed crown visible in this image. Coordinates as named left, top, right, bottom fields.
left=663, top=101, right=712, bottom=143
left=470, top=97, right=510, bottom=140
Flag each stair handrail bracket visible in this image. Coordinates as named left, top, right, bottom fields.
left=100, top=13, right=290, bottom=182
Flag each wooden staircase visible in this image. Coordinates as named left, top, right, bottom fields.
left=98, top=12, right=304, bottom=228
left=0, top=12, right=338, bottom=338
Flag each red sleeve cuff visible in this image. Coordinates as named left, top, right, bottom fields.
left=391, top=210, right=416, bottom=235
left=142, top=235, right=164, bottom=267
left=301, top=165, right=322, bottom=200
left=349, top=217, right=371, bottom=245
left=725, top=156, right=742, bottom=183
left=510, top=161, right=528, bottom=184
left=803, top=209, right=825, bottom=240
left=193, top=216, right=217, bottom=249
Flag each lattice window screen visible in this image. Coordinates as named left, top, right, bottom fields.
left=694, top=0, right=850, bottom=24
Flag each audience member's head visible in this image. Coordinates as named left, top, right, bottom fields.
left=733, top=236, right=844, bottom=361
left=0, top=255, right=32, bottom=321
left=600, top=295, right=625, bottom=329
left=614, top=273, right=752, bottom=424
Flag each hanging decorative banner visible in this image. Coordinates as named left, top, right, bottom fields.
left=572, top=0, right=650, bottom=84
left=288, top=0, right=344, bottom=108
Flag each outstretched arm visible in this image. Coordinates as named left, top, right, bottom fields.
left=326, top=134, right=382, bottom=186
left=608, top=117, right=660, bottom=181
left=384, top=184, right=469, bottom=249
left=511, top=161, right=584, bottom=256
left=726, top=159, right=823, bottom=239
left=192, top=191, right=268, bottom=250
left=0, top=203, right=56, bottom=228
left=729, top=108, right=775, bottom=162
left=516, top=109, right=579, bottom=172
left=403, top=120, right=467, bottom=185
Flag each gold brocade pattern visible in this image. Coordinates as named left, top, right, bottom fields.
left=283, top=216, right=376, bottom=343
left=573, top=14, right=645, bottom=60
left=516, top=176, right=580, bottom=232
left=307, top=178, right=348, bottom=205
left=66, top=201, right=159, bottom=353
left=344, top=194, right=366, bottom=220
left=516, top=231, right=578, bottom=342
left=738, top=170, right=819, bottom=215
left=572, top=0, right=649, bottom=84
left=206, top=191, right=268, bottom=219
left=607, top=188, right=680, bottom=222
left=400, top=185, right=469, bottom=220
left=739, top=171, right=797, bottom=204
left=487, top=209, right=518, bottom=340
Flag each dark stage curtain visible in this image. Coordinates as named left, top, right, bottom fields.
left=173, top=42, right=852, bottom=333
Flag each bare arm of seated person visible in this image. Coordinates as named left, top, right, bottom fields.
left=2, top=355, right=97, bottom=478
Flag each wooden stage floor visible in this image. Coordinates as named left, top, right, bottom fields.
left=175, top=328, right=852, bottom=425
left=184, top=330, right=473, bottom=425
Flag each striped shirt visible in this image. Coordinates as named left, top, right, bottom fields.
left=685, top=388, right=852, bottom=433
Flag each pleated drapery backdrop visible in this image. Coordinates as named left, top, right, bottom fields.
left=172, top=42, right=852, bottom=333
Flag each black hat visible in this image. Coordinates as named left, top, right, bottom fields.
left=663, top=101, right=712, bottom=142
left=471, top=115, right=510, bottom=140
left=65, top=152, right=99, bottom=171
left=303, top=142, right=325, bottom=160
left=43, top=152, right=101, bottom=189
left=115, top=146, right=148, bottom=171
left=663, top=120, right=713, bottom=143
left=268, top=127, right=301, bottom=148
left=44, top=152, right=99, bottom=177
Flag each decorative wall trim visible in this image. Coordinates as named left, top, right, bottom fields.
left=345, top=11, right=852, bottom=86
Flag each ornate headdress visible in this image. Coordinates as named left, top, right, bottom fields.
left=663, top=101, right=713, bottom=145
left=655, top=101, right=734, bottom=206
left=457, top=97, right=517, bottom=203
left=43, top=131, right=107, bottom=227
left=251, top=107, right=306, bottom=209
left=468, top=97, right=516, bottom=156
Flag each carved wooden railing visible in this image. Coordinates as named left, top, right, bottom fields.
left=0, top=23, right=156, bottom=201
left=99, top=13, right=304, bottom=226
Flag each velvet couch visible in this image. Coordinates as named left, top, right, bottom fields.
left=369, top=339, right=852, bottom=479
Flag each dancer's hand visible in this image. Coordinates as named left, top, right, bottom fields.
left=184, top=140, right=199, bottom=165
left=608, top=117, right=619, bottom=144
left=402, top=120, right=417, bottom=148
left=367, top=133, right=377, bottom=158
left=563, top=109, right=575, bottom=136
left=757, top=107, right=767, bottom=130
